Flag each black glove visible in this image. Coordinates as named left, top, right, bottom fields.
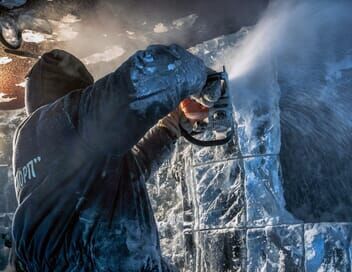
left=190, top=68, right=222, bottom=107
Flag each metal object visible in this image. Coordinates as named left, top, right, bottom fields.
left=181, top=66, right=235, bottom=146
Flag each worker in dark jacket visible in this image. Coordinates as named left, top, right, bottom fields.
left=11, top=44, right=208, bottom=271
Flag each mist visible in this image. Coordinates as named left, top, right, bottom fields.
left=223, top=0, right=352, bottom=221
left=39, top=0, right=267, bottom=79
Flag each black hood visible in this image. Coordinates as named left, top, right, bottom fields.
left=25, top=49, right=94, bottom=114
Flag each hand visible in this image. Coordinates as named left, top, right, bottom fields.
left=133, top=44, right=208, bottom=98
left=190, top=68, right=222, bottom=107
left=157, top=99, right=208, bottom=138
left=179, top=98, right=209, bottom=124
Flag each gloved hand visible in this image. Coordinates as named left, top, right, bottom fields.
left=157, top=98, right=210, bottom=138
left=190, top=68, right=222, bottom=107
left=130, top=44, right=208, bottom=102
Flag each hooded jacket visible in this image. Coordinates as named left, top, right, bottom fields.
left=12, top=45, right=207, bottom=271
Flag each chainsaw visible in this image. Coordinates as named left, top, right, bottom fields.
left=180, top=66, right=235, bottom=147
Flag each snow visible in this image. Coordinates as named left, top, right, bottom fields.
left=22, top=30, right=50, bottom=43
left=305, top=226, right=322, bottom=261
left=167, top=64, right=175, bottom=71
left=153, top=23, right=168, bottom=33
left=0, top=93, right=15, bottom=103
left=82, top=46, right=125, bottom=65
left=172, top=14, right=198, bottom=29
left=0, top=57, right=12, bottom=65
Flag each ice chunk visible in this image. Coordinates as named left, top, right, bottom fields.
left=304, top=224, right=352, bottom=271
left=247, top=225, right=304, bottom=271
left=0, top=57, right=12, bottom=65
left=196, top=229, right=246, bottom=272
left=82, top=46, right=125, bottom=65
left=231, top=55, right=281, bottom=156
left=172, top=14, right=198, bottom=30
left=22, top=30, right=50, bottom=43
left=153, top=23, right=168, bottom=33
left=147, top=142, right=192, bottom=270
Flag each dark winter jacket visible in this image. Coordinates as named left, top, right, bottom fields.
left=11, top=44, right=207, bottom=271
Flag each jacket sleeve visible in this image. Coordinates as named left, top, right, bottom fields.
left=74, top=44, right=207, bottom=155
left=131, top=125, right=177, bottom=181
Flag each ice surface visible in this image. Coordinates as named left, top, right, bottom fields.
left=146, top=27, right=298, bottom=270
left=244, top=156, right=298, bottom=227
left=0, top=111, right=29, bottom=269
left=0, top=167, right=15, bottom=271
left=231, top=57, right=281, bottom=156
left=146, top=141, right=191, bottom=270
left=304, top=224, right=352, bottom=271
left=247, top=225, right=304, bottom=271
left=0, top=109, right=26, bottom=163
left=149, top=3, right=352, bottom=269
left=193, top=160, right=245, bottom=229
left=191, top=139, right=240, bottom=166
left=0, top=213, right=13, bottom=271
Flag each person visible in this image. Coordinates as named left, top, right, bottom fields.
left=10, top=44, right=210, bottom=271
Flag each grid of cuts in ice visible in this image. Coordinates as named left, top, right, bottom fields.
left=148, top=27, right=352, bottom=271
left=148, top=29, right=297, bottom=271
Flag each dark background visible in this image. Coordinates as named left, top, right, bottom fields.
left=0, top=0, right=269, bottom=110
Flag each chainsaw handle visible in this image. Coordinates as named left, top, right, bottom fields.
left=180, top=124, right=234, bottom=147
left=180, top=66, right=234, bottom=147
